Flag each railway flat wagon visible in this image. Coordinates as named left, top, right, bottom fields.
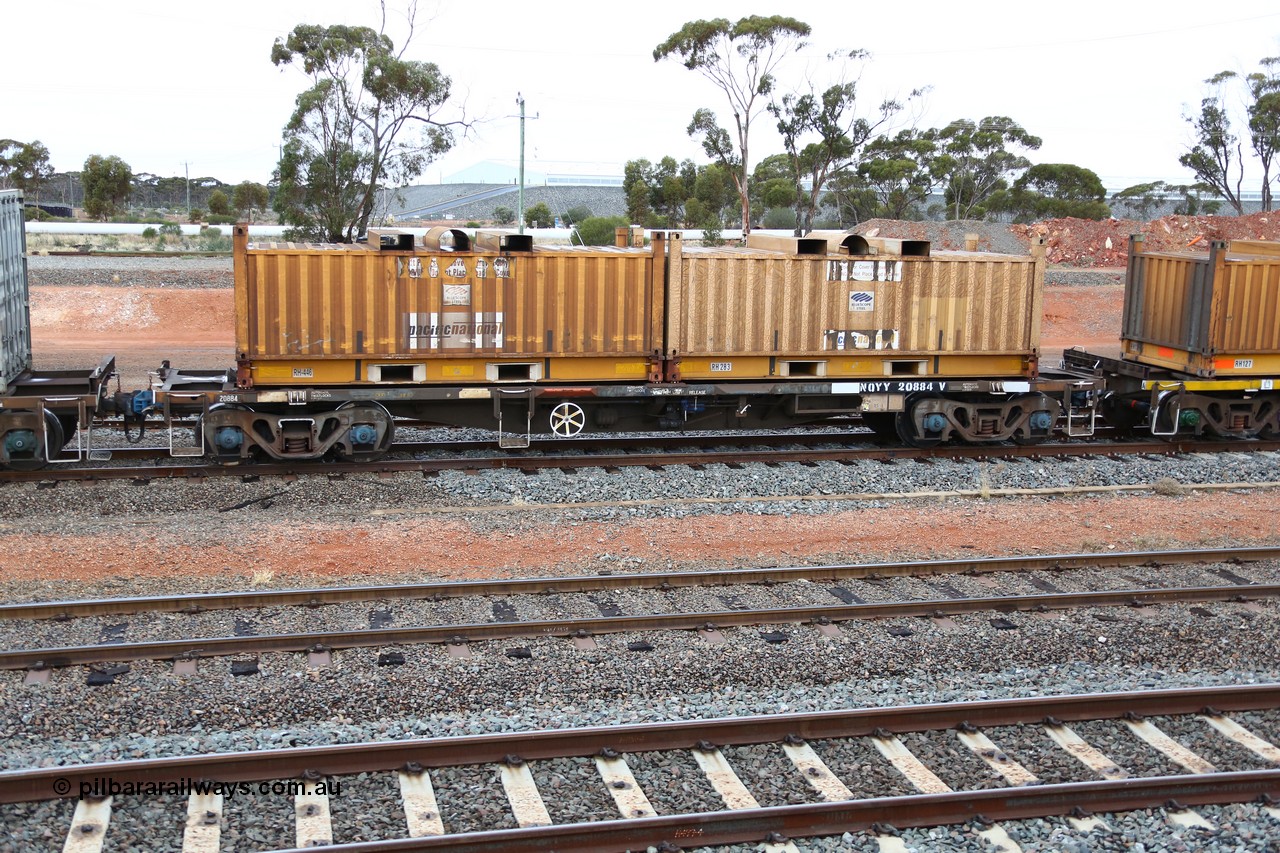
left=666, top=232, right=1065, bottom=445
left=1065, top=235, right=1279, bottom=438
left=0, top=190, right=115, bottom=468
left=188, top=226, right=666, bottom=461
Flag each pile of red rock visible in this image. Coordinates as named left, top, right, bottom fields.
left=1010, top=211, right=1280, bottom=267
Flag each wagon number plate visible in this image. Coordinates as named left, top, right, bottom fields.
left=710, top=362, right=733, bottom=372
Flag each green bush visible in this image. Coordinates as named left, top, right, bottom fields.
left=199, top=233, right=232, bottom=252
left=159, top=223, right=182, bottom=236
left=575, top=215, right=629, bottom=246
left=141, top=227, right=158, bottom=238
left=206, top=214, right=237, bottom=225
left=762, top=207, right=797, bottom=229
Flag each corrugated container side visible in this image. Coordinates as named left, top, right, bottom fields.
left=1122, top=238, right=1280, bottom=371
left=668, top=244, right=1039, bottom=358
left=0, top=191, right=31, bottom=396
left=237, top=237, right=658, bottom=361
left=1214, top=257, right=1280, bottom=352
left=1120, top=249, right=1213, bottom=353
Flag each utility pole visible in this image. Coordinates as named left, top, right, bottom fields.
left=183, top=161, right=191, bottom=221
left=517, top=93, right=526, bottom=234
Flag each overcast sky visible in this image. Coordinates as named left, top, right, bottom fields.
left=6, top=1, right=1280, bottom=191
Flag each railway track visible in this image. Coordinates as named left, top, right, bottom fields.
left=3, top=685, right=1279, bottom=851
left=5, top=546, right=1276, bottom=675
left=4, top=433, right=1279, bottom=485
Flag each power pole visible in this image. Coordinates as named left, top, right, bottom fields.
left=517, top=93, right=525, bottom=235
left=183, top=161, right=191, bottom=221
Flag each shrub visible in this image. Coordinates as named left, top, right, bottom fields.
left=159, top=223, right=182, bottom=236
left=199, top=233, right=232, bottom=252
left=762, top=207, right=797, bottom=229
left=575, top=215, right=628, bottom=246
left=141, top=227, right=158, bottom=238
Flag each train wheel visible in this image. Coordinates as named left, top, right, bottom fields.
left=549, top=402, right=587, bottom=438
left=335, top=402, right=395, bottom=462
left=895, top=407, right=945, bottom=449
left=1011, top=402, right=1057, bottom=446
left=200, top=403, right=259, bottom=465
left=2, top=410, right=65, bottom=471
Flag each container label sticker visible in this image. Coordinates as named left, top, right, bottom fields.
left=1234, top=358, right=1254, bottom=369
left=1262, top=379, right=1274, bottom=390
left=446, top=258, right=467, bottom=278
left=710, top=362, right=732, bottom=372
left=823, top=329, right=900, bottom=350
left=475, top=258, right=489, bottom=278
left=428, top=258, right=440, bottom=278
left=407, top=258, right=422, bottom=278
left=443, top=284, right=470, bottom=306
left=828, top=259, right=901, bottom=283
left=494, top=257, right=512, bottom=278
left=292, top=367, right=313, bottom=378
left=406, top=312, right=503, bottom=350
left=849, top=291, right=874, bottom=312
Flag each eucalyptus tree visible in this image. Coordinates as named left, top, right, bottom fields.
left=271, top=3, right=460, bottom=241
left=768, top=50, right=915, bottom=233
left=655, top=15, right=811, bottom=234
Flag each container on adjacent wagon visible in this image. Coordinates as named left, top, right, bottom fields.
left=1120, top=236, right=1280, bottom=378
left=0, top=191, right=32, bottom=396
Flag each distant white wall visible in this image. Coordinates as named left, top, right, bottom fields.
left=26, top=223, right=289, bottom=237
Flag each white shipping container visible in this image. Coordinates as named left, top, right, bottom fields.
left=0, top=191, right=31, bottom=396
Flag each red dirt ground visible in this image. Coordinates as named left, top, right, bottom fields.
left=0, top=493, right=1275, bottom=584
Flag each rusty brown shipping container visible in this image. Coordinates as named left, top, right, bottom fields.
left=233, top=226, right=663, bottom=386
left=665, top=233, right=1044, bottom=381
left=1121, top=235, right=1280, bottom=377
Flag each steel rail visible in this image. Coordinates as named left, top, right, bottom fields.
left=3, top=438, right=1278, bottom=484
left=4, top=546, right=1276, bottom=622
left=2, top=684, right=1277, bottom=804
left=267, top=773, right=1280, bottom=853
left=58, top=428, right=883, bottom=463
left=3, top=583, right=1273, bottom=670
